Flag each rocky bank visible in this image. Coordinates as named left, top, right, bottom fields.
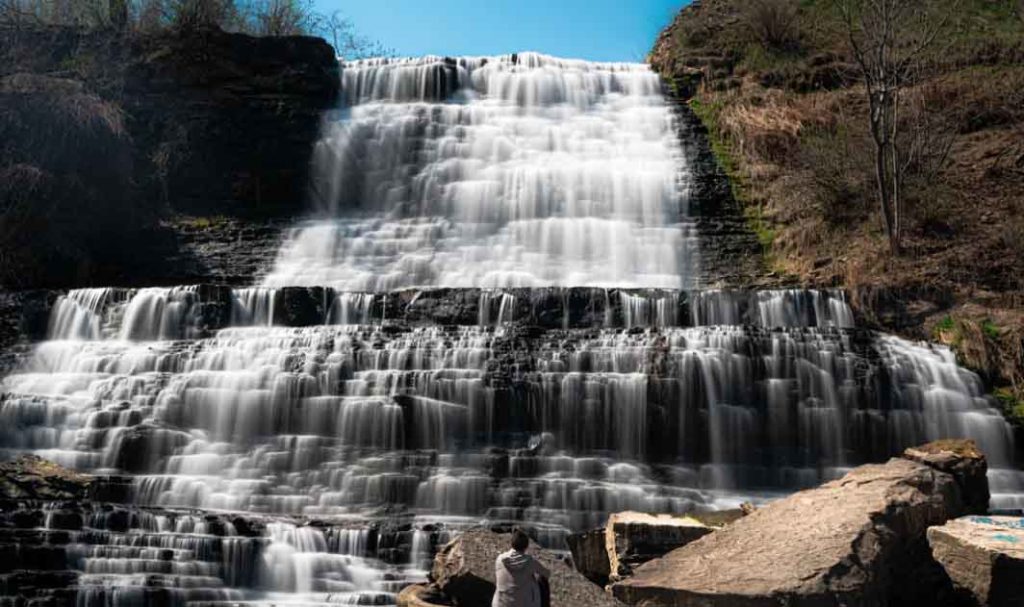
left=0, top=24, right=338, bottom=289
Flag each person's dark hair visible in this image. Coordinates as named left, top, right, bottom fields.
left=511, top=528, right=529, bottom=552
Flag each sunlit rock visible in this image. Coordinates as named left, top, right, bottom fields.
left=612, top=443, right=989, bottom=606
left=928, top=516, right=1024, bottom=607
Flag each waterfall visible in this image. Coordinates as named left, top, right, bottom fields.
left=1, top=52, right=1020, bottom=607
left=263, top=52, right=700, bottom=290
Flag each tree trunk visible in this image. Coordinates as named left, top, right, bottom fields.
left=873, top=140, right=897, bottom=254
left=890, top=88, right=902, bottom=254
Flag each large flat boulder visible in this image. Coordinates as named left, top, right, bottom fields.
left=612, top=440, right=987, bottom=606
left=569, top=511, right=738, bottom=585
left=928, top=516, right=1024, bottom=607
left=606, top=512, right=718, bottom=581
left=431, top=528, right=622, bottom=607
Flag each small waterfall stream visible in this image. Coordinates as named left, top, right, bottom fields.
left=1, top=53, right=1021, bottom=607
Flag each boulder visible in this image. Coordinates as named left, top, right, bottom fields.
left=612, top=441, right=988, bottom=606
left=431, top=528, right=623, bottom=607
left=928, top=516, right=1024, bottom=607
left=903, top=439, right=989, bottom=514
left=569, top=510, right=737, bottom=585
left=606, top=512, right=716, bottom=581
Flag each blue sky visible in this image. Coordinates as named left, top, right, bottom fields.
left=312, top=0, right=687, bottom=62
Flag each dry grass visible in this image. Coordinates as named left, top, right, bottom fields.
left=719, top=99, right=804, bottom=161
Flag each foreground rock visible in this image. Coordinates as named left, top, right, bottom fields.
left=928, top=516, right=1024, bottom=607
left=569, top=511, right=723, bottom=585
left=612, top=440, right=988, bottom=606
left=431, top=528, right=622, bottom=607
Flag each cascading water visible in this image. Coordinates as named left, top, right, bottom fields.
left=264, top=53, right=700, bottom=290
left=1, top=53, right=1021, bottom=607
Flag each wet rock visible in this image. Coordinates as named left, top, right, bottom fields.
left=928, top=515, right=1024, bottom=607
left=88, top=475, right=133, bottom=504
left=612, top=443, right=987, bottom=606
left=112, top=424, right=191, bottom=473
left=0, top=455, right=90, bottom=500
left=431, top=528, right=622, bottom=607
left=277, top=287, right=331, bottom=326
left=0, top=568, right=79, bottom=607
left=231, top=515, right=267, bottom=537
left=44, top=509, right=84, bottom=531
left=0, top=544, right=67, bottom=572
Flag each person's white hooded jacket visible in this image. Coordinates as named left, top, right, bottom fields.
left=492, top=548, right=550, bottom=607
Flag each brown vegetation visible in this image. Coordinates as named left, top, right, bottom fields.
left=651, top=0, right=1024, bottom=418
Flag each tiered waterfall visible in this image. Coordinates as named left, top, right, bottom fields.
left=1, top=53, right=1020, bottom=607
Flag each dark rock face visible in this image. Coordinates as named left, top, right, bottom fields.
left=122, top=28, right=339, bottom=218
left=430, top=528, right=623, bottom=607
left=928, top=516, right=1024, bottom=607
left=0, top=290, right=59, bottom=374
left=611, top=441, right=988, bottom=606
left=566, top=528, right=610, bottom=585
left=0, top=26, right=339, bottom=289
left=153, top=217, right=288, bottom=286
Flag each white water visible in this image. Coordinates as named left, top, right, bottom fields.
left=2, top=52, right=1022, bottom=607
left=263, top=53, right=699, bottom=290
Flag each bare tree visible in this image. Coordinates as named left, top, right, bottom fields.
left=240, top=0, right=312, bottom=36
left=837, top=0, right=956, bottom=254
left=164, top=0, right=235, bottom=31
left=315, top=9, right=389, bottom=59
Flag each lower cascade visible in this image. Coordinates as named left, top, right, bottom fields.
left=0, top=53, right=1021, bottom=607
left=2, top=286, right=1022, bottom=606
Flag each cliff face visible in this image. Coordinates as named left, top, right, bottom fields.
left=649, top=0, right=1024, bottom=423
left=121, top=29, right=338, bottom=217
left=0, top=26, right=339, bottom=289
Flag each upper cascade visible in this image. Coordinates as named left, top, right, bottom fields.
left=263, top=52, right=698, bottom=290
left=339, top=53, right=664, bottom=105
